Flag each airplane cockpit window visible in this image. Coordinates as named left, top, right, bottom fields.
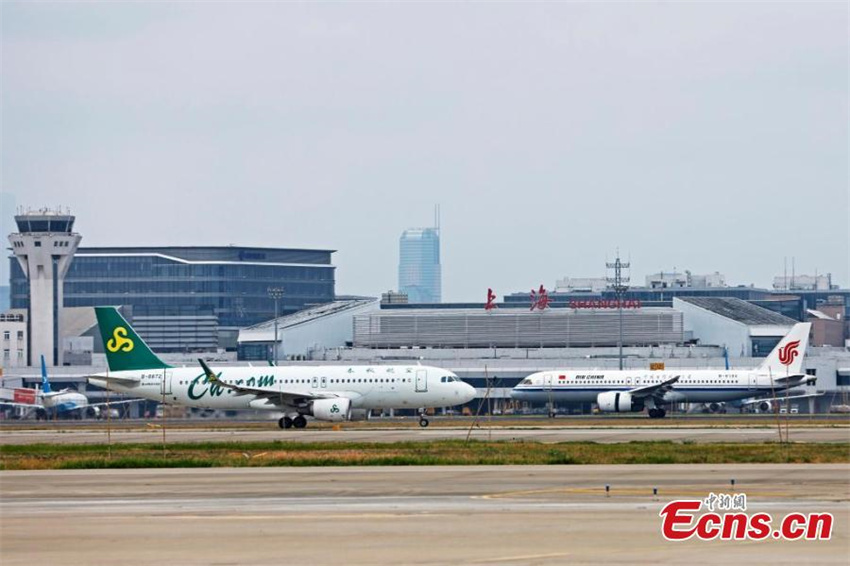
left=520, top=378, right=532, bottom=385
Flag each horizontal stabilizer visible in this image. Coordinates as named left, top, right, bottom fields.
left=86, top=374, right=140, bottom=385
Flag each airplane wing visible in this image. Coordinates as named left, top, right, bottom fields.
left=627, top=375, right=680, bottom=398
left=198, top=360, right=340, bottom=406
left=87, top=399, right=146, bottom=408
left=741, top=392, right=824, bottom=405
left=0, top=401, right=43, bottom=408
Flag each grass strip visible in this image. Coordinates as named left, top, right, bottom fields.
left=2, top=440, right=848, bottom=470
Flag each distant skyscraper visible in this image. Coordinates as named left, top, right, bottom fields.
left=399, top=227, right=441, bottom=303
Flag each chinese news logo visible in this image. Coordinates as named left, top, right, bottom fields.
left=660, top=493, right=833, bottom=542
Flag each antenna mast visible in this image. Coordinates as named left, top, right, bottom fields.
left=606, top=250, right=631, bottom=371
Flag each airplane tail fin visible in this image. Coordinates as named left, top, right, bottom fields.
left=94, top=307, right=171, bottom=372
left=40, top=355, right=52, bottom=394
left=756, top=322, right=811, bottom=376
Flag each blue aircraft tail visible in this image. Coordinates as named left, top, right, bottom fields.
left=40, top=355, right=52, bottom=394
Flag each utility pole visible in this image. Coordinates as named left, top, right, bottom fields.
left=267, top=287, right=285, bottom=365
left=606, top=252, right=630, bottom=370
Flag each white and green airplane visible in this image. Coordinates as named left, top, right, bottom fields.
left=89, top=307, right=475, bottom=428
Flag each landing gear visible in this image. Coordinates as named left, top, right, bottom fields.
left=648, top=408, right=667, bottom=419
left=293, top=415, right=308, bottom=429
left=278, top=416, right=293, bottom=429
left=419, top=417, right=429, bottom=428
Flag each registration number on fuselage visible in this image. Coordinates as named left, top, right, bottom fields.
left=140, top=373, right=164, bottom=386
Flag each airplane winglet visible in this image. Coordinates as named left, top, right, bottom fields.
left=198, top=359, right=218, bottom=382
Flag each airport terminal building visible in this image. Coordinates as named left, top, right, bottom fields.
left=10, top=246, right=336, bottom=352
left=352, top=307, right=684, bottom=349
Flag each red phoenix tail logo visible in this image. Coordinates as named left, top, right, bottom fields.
left=778, top=340, right=800, bottom=366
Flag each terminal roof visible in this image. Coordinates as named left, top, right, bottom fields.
left=678, top=297, right=797, bottom=326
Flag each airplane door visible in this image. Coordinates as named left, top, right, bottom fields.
left=321, top=376, right=327, bottom=388
left=748, top=373, right=756, bottom=391
left=415, top=370, right=427, bottom=392
left=161, top=370, right=172, bottom=396
left=311, top=377, right=318, bottom=389
left=544, top=373, right=553, bottom=389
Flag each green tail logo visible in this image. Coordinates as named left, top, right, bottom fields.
left=94, top=307, right=171, bottom=372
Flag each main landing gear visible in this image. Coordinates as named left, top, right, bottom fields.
left=648, top=408, right=667, bottom=419
left=278, top=415, right=308, bottom=429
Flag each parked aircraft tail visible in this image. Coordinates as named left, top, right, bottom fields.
left=756, top=322, right=811, bottom=376
left=94, top=307, right=171, bottom=372
left=40, top=355, right=52, bottom=394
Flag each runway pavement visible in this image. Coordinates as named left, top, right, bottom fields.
left=1, top=464, right=848, bottom=565
left=0, top=425, right=847, bottom=445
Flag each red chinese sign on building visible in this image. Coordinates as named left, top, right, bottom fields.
left=569, top=299, right=641, bottom=309
left=485, top=288, right=497, bottom=311
left=530, top=285, right=551, bottom=311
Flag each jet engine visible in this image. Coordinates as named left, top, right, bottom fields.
left=349, top=409, right=371, bottom=421
left=757, top=400, right=772, bottom=413
left=596, top=392, right=643, bottom=413
left=309, top=398, right=352, bottom=422
left=707, top=402, right=726, bottom=414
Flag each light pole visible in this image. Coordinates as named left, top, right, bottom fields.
left=606, top=253, right=630, bottom=370
left=267, top=287, right=285, bottom=365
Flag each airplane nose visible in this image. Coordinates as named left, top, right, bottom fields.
left=464, top=383, right=476, bottom=403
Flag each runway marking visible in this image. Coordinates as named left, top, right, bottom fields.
left=159, top=513, right=450, bottom=520
left=470, top=552, right=571, bottom=563
left=476, top=487, right=797, bottom=499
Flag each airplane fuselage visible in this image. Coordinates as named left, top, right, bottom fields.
left=90, top=364, right=473, bottom=412
left=511, top=369, right=807, bottom=405
left=40, top=391, right=89, bottom=413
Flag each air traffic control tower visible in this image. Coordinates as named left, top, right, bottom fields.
left=8, top=208, right=81, bottom=366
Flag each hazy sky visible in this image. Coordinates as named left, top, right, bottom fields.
left=2, top=2, right=848, bottom=300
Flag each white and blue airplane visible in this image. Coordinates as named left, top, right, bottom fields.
left=1, top=355, right=140, bottom=419
left=511, top=323, right=815, bottom=418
